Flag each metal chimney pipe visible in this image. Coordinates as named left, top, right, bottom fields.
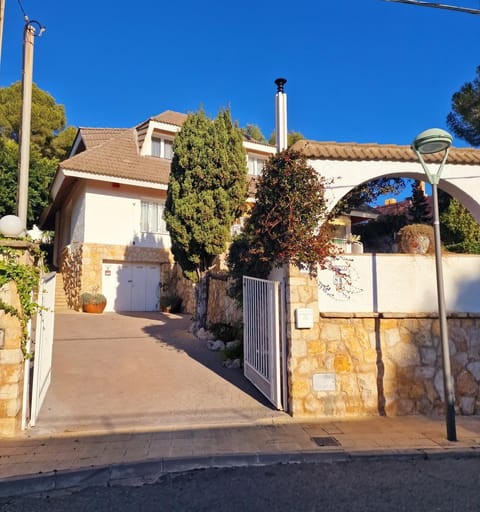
left=274, top=78, right=287, bottom=153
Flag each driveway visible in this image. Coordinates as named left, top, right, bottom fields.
left=32, top=311, right=287, bottom=436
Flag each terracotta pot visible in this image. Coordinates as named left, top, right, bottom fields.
left=406, top=235, right=430, bottom=254
left=82, top=302, right=106, bottom=314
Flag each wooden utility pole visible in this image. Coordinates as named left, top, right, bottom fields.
left=16, top=19, right=44, bottom=229
left=17, top=22, right=35, bottom=229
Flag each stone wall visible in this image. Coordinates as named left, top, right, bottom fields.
left=286, top=265, right=480, bottom=418
left=0, top=281, right=24, bottom=436
left=0, top=243, right=34, bottom=436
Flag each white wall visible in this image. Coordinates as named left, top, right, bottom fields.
left=317, top=254, right=480, bottom=314
left=82, top=182, right=171, bottom=249
left=70, top=185, right=86, bottom=244
left=309, top=159, right=480, bottom=222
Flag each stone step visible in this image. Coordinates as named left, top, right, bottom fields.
left=54, top=273, right=70, bottom=311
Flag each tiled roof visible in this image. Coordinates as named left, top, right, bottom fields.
left=61, top=128, right=171, bottom=185
left=291, top=140, right=480, bottom=165
left=79, top=128, right=129, bottom=149
left=151, top=110, right=188, bottom=126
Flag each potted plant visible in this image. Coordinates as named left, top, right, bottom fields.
left=398, top=224, right=434, bottom=254
left=348, top=233, right=364, bottom=254
left=80, top=288, right=107, bottom=313
left=160, top=295, right=182, bottom=313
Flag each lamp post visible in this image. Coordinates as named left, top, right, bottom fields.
left=412, top=128, right=457, bottom=442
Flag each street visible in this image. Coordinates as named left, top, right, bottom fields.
left=1, top=457, right=479, bottom=511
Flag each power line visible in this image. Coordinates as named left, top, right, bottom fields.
left=16, top=0, right=28, bottom=20
left=384, top=0, right=480, bottom=15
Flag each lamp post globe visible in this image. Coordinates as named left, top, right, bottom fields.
left=413, top=128, right=453, bottom=155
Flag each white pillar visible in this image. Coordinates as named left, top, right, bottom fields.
left=274, top=78, right=287, bottom=153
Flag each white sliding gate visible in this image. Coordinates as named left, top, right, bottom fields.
left=243, top=276, right=285, bottom=410
left=29, top=272, right=56, bottom=427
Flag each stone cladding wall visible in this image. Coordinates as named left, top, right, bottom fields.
left=287, top=266, right=480, bottom=418
left=0, top=243, right=34, bottom=436
left=0, top=281, right=24, bottom=436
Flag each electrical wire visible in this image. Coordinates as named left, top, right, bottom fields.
left=16, top=0, right=28, bottom=20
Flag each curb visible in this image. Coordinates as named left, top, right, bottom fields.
left=1, top=448, right=480, bottom=498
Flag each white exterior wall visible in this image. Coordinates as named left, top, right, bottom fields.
left=309, top=159, right=480, bottom=222
left=70, top=185, right=86, bottom=244
left=317, top=254, right=480, bottom=314
left=83, top=182, right=171, bottom=249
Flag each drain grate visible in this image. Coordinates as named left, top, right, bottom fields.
left=311, top=436, right=340, bottom=447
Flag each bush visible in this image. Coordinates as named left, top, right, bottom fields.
left=397, top=224, right=434, bottom=254
left=80, top=291, right=106, bottom=305
left=210, top=322, right=243, bottom=342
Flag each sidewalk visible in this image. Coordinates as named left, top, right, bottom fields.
left=1, top=414, right=480, bottom=497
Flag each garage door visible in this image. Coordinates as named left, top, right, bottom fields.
left=102, top=263, right=160, bottom=312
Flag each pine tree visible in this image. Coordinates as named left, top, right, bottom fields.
left=408, top=180, right=432, bottom=224
left=447, top=65, right=480, bottom=147
left=164, top=108, right=247, bottom=328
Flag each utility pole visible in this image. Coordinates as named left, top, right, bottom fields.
left=17, top=19, right=44, bottom=230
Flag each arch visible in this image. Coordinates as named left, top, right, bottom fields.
left=292, top=140, right=480, bottom=222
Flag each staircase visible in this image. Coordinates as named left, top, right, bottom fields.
left=54, top=273, right=70, bottom=312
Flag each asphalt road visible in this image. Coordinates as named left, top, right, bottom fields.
left=1, top=457, right=479, bottom=511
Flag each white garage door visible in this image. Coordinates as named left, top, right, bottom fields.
left=102, top=263, right=160, bottom=312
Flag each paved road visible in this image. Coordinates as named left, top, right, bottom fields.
left=1, top=458, right=479, bottom=511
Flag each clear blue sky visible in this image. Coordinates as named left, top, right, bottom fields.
left=1, top=0, right=479, bottom=148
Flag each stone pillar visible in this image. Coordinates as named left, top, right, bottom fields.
left=0, top=280, right=25, bottom=436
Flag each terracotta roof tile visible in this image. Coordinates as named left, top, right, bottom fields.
left=151, top=110, right=188, bottom=126
left=79, top=128, right=129, bottom=149
left=61, top=129, right=171, bottom=185
left=291, top=139, right=480, bottom=165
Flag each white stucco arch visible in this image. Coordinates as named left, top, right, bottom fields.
left=292, top=140, right=480, bottom=222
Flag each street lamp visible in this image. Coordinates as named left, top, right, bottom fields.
left=411, top=128, right=457, bottom=442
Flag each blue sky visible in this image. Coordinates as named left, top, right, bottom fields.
left=1, top=0, right=479, bottom=149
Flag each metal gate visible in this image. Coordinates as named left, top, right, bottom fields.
left=29, top=272, right=56, bottom=427
left=243, top=276, right=285, bottom=410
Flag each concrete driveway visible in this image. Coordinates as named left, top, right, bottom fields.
left=32, top=311, right=287, bottom=436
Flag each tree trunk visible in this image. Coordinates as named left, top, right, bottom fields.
left=194, top=273, right=210, bottom=331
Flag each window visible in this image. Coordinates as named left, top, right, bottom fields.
left=141, top=201, right=167, bottom=234
left=247, top=155, right=266, bottom=176
left=151, top=137, right=174, bottom=159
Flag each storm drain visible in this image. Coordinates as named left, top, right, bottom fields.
left=311, top=436, right=340, bottom=447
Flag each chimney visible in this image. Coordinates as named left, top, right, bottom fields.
left=274, top=78, right=287, bottom=153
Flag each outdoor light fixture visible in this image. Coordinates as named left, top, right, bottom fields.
left=412, top=127, right=457, bottom=442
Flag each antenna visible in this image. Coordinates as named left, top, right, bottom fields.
left=384, top=0, right=480, bottom=15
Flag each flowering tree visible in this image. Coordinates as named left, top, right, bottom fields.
left=228, top=149, right=334, bottom=303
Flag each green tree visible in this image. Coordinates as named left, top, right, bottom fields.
left=440, top=197, right=480, bottom=253
left=447, top=65, right=480, bottom=147
left=408, top=180, right=432, bottom=224
left=268, top=130, right=305, bottom=147
left=243, top=124, right=266, bottom=143
left=0, top=137, right=57, bottom=224
left=0, top=81, right=75, bottom=159
left=164, top=107, right=247, bottom=329
left=228, top=149, right=333, bottom=303
left=332, top=177, right=406, bottom=216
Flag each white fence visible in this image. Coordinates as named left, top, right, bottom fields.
left=29, top=272, right=56, bottom=427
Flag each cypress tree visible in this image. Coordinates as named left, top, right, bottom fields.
left=164, top=107, right=247, bottom=328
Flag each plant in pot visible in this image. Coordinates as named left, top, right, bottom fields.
left=160, top=295, right=182, bottom=313
left=398, top=223, right=434, bottom=254
left=80, top=288, right=107, bottom=313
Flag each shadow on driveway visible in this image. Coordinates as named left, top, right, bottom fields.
left=31, top=311, right=284, bottom=436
